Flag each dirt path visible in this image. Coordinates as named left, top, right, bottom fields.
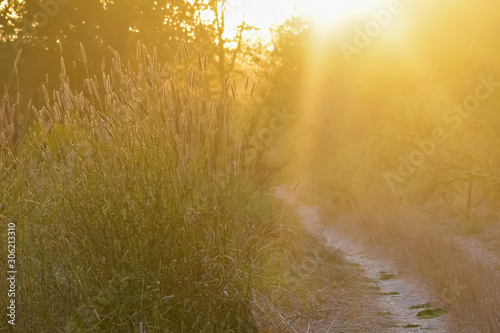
left=273, top=185, right=449, bottom=332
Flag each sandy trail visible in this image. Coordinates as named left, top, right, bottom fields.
left=273, top=185, right=449, bottom=332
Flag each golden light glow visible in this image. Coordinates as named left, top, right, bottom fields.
left=307, top=0, right=392, bottom=27
left=222, top=0, right=301, bottom=39
left=223, top=0, right=392, bottom=38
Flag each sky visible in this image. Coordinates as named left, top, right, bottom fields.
left=223, top=0, right=306, bottom=36
left=222, top=0, right=389, bottom=38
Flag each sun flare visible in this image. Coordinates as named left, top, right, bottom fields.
left=306, top=0, right=392, bottom=26
left=222, top=0, right=396, bottom=38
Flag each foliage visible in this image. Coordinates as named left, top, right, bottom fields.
left=256, top=15, right=313, bottom=114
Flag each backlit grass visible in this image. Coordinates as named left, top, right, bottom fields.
left=0, top=43, right=285, bottom=332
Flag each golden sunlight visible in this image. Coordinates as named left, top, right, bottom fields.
left=306, top=0, right=392, bottom=26
left=223, top=0, right=393, bottom=37
left=222, top=0, right=300, bottom=38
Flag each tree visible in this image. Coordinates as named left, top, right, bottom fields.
left=256, top=15, right=313, bottom=113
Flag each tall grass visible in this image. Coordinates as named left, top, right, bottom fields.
left=0, top=42, right=283, bottom=332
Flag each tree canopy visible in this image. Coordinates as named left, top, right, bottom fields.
left=0, top=0, right=246, bottom=104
